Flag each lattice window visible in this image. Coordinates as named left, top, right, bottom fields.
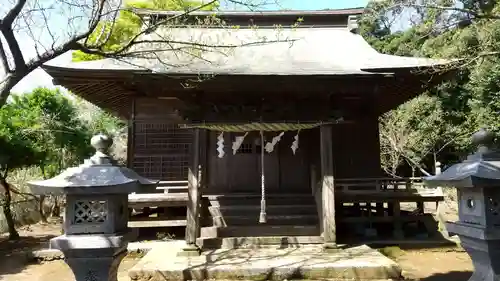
left=133, top=155, right=189, bottom=181
left=73, top=200, right=108, bottom=224
left=238, top=143, right=254, bottom=154
left=134, top=122, right=192, bottom=155
left=489, top=197, right=500, bottom=216
left=132, top=121, right=192, bottom=181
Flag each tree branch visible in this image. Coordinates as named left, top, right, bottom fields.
left=84, top=0, right=219, bottom=53
left=23, top=1, right=108, bottom=73
left=386, top=3, right=500, bottom=20
left=0, top=41, right=11, bottom=73
left=0, top=0, right=27, bottom=28
left=1, top=27, right=27, bottom=72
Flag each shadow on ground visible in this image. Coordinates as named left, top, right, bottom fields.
left=0, top=234, right=56, bottom=276
left=0, top=234, right=56, bottom=255
left=418, top=271, right=472, bottom=281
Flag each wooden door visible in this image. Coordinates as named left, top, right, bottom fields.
left=207, top=131, right=281, bottom=194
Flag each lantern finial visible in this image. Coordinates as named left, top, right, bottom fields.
left=89, top=134, right=114, bottom=165
left=91, top=134, right=113, bottom=154
left=471, top=128, right=494, bottom=154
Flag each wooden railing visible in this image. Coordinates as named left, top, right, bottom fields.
left=335, top=177, right=426, bottom=192
left=334, top=177, right=444, bottom=240
left=128, top=180, right=189, bottom=229
left=156, top=180, right=189, bottom=194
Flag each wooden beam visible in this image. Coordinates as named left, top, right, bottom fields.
left=182, top=128, right=201, bottom=255
left=320, top=125, right=336, bottom=247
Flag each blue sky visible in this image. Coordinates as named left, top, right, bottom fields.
left=11, top=0, right=370, bottom=94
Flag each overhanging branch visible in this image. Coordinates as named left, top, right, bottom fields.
left=0, top=0, right=27, bottom=28
left=1, top=27, right=27, bottom=72
left=0, top=41, right=11, bottom=73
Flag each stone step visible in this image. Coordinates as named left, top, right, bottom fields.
left=213, top=214, right=319, bottom=226
left=197, top=235, right=324, bottom=249
left=200, top=224, right=320, bottom=238
left=129, top=244, right=403, bottom=281
left=209, top=204, right=317, bottom=217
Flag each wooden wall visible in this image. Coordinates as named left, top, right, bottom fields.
left=129, top=97, right=382, bottom=185
left=307, top=119, right=381, bottom=181
left=331, top=116, right=382, bottom=178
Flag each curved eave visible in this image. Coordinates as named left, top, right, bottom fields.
left=43, top=62, right=444, bottom=77
left=43, top=65, right=149, bottom=119
left=43, top=63, right=452, bottom=121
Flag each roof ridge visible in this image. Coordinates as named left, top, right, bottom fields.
left=132, top=8, right=365, bottom=17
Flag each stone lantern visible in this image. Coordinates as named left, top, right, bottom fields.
left=28, top=134, right=158, bottom=281
left=424, top=128, right=500, bottom=281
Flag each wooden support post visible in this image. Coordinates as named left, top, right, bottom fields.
left=392, top=202, right=404, bottom=239
left=199, top=129, right=209, bottom=227
left=126, top=99, right=136, bottom=169
left=320, top=125, right=336, bottom=249
left=180, top=128, right=201, bottom=256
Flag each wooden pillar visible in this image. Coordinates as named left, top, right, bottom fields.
left=180, top=128, right=201, bottom=256
left=199, top=129, right=210, bottom=227
left=126, top=99, right=136, bottom=169
left=320, top=125, right=336, bottom=247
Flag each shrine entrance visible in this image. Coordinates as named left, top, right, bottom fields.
left=206, top=129, right=311, bottom=195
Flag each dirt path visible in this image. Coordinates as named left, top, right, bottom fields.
left=396, top=248, right=473, bottom=281
left=0, top=221, right=139, bottom=281
left=0, top=221, right=475, bottom=281
left=0, top=258, right=139, bottom=281
left=0, top=247, right=474, bottom=281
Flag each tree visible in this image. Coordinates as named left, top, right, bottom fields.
left=0, top=0, right=275, bottom=107
left=8, top=88, right=95, bottom=221
left=73, top=95, right=127, bottom=163
left=0, top=102, right=41, bottom=239
left=358, top=0, right=499, bottom=176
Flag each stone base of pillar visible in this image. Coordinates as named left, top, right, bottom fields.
left=50, top=234, right=128, bottom=281
left=177, top=243, right=201, bottom=257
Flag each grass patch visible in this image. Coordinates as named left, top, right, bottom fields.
left=378, top=246, right=405, bottom=259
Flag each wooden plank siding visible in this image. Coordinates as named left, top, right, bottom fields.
left=129, top=98, right=384, bottom=193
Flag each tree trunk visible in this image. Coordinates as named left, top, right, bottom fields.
left=38, top=195, right=47, bottom=223
left=0, top=73, right=23, bottom=108
left=0, top=178, right=19, bottom=240
left=50, top=196, right=60, bottom=217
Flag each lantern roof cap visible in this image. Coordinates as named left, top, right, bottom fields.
left=27, top=134, right=159, bottom=195
left=424, top=129, right=500, bottom=188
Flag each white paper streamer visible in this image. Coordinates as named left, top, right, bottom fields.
left=232, top=132, right=249, bottom=155
left=265, top=132, right=285, bottom=153
left=217, top=132, right=225, bottom=158
left=291, top=131, right=299, bottom=155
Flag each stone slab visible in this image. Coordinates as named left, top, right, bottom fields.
left=128, top=243, right=402, bottom=281
left=28, top=239, right=187, bottom=261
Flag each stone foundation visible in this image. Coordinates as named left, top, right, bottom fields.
left=128, top=243, right=402, bottom=281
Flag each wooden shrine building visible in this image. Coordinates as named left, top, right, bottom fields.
left=42, top=8, right=452, bottom=249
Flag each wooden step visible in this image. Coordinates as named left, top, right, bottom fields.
left=213, top=214, right=318, bottom=227
left=200, top=225, right=320, bottom=238
left=206, top=194, right=316, bottom=207
left=197, top=235, right=324, bottom=249
left=128, top=219, right=187, bottom=228
left=209, top=205, right=317, bottom=217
